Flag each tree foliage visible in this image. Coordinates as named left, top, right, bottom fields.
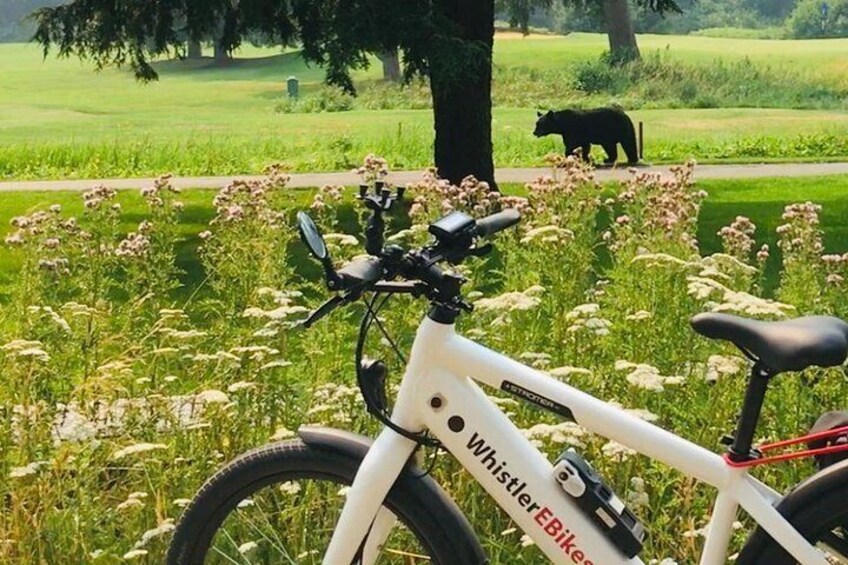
left=788, top=0, right=848, bottom=38
left=498, top=0, right=682, bottom=36
left=31, top=0, right=438, bottom=91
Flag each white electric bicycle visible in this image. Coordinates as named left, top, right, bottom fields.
left=168, top=183, right=848, bottom=564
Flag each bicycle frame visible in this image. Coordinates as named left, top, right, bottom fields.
left=321, top=315, right=830, bottom=565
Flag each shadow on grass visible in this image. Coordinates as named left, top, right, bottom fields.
left=152, top=52, right=323, bottom=84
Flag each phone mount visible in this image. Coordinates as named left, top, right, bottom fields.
left=296, top=211, right=343, bottom=291
left=358, top=180, right=404, bottom=256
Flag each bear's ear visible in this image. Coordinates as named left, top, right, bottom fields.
left=536, top=110, right=543, bottom=117
left=546, top=110, right=553, bottom=115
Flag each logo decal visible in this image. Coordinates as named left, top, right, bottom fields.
left=465, top=431, right=595, bottom=564
left=501, top=380, right=575, bottom=421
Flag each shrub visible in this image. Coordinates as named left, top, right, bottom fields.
left=788, top=0, right=848, bottom=38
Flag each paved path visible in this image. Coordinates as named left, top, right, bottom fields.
left=2, top=162, right=848, bottom=192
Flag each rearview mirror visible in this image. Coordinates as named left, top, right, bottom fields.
left=297, top=211, right=328, bottom=261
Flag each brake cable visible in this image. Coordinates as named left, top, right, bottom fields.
left=355, top=292, right=442, bottom=450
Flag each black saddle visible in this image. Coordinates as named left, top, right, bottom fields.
left=690, top=313, right=848, bottom=373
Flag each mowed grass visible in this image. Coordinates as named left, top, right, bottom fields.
left=495, top=32, right=848, bottom=84
left=2, top=34, right=848, bottom=179
left=1, top=174, right=847, bottom=294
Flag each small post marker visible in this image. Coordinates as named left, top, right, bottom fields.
left=638, top=121, right=644, bottom=161
left=287, top=76, right=299, bottom=98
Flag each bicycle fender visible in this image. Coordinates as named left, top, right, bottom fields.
left=736, top=457, right=848, bottom=564
left=298, top=425, right=488, bottom=565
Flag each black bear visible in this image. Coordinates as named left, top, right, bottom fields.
left=533, top=107, right=639, bottom=165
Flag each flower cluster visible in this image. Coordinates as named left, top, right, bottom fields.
left=352, top=153, right=389, bottom=184
left=611, top=161, right=705, bottom=255
left=141, top=174, right=182, bottom=208
left=406, top=170, right=501, bottom=221
left=615, top=360, right=684, bottom=392
left=718, top=216, right=757, bottom=262
left=687, top=275, right=795, bottom=317
left=777, top=202, right=823, bottom=261
left=82, top=185, right=118, bottom=210
left=564, top=303, right=611, bottom=336
left=115, top=231, right=150, bottom=259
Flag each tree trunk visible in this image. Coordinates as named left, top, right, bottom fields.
left=187, top=39, right=202, bottom=59
left=377, top=49, right=401, bottom=82
left=213, top=37, right=231, bottom=65
left=601, top=0, right=641, bottom=64
left=428, top=0, right=497, bottom=189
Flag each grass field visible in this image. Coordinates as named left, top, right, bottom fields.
left=2, top=33, right=848, bottom=180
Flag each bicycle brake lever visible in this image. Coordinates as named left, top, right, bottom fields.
left=468, top=243, right=493, bottom=257
left=301, top=294, right=346, bottom=328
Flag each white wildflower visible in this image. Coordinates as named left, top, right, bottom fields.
left=625, top=310, right=652, bottom=321
left=475, top=290, right=541, bottom=312
left=520, top=534, right=535, bottom=547
left=123, top=549, right=148, bottom=559
left=111, top=443, right=168, bottom=460
left=238, top=541, right=259, bottom=554
left=270, top=427, right=296, bottom=441
left=712, top=291, right=795, bottom=317
left=565, top=303, right=600, bottom=320
left=195, top=390, right=230, bottom=404
left=625, top=364, right=666, bottom=391
left=602, top=440, right=636, bottom=462
left=279, top=481, right=301, bottom=495
left=9, top=460, right=50, bottom=478
left=521, top=225, right=574, bottom=244
left=324, top=233, right=359, bottom=246
left=260, top=359, right=292, bottom=371
left=631, top=253, right=693, bottom=267
left=227, top=381, right=256, bottom=393
left=135, top=519, right=175, bottom=547
left=548, top=366, right=593, bottom=379
left=706, top=355, right=746, bottom=383
left=522, top=422, right=586, bottom=447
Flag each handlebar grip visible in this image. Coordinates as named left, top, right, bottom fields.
left=336, top=257, right=383, bottom=289
left=475, top=209, right=521, bottom=238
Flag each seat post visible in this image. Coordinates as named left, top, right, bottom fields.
left=728, top=361, right=775, bottom=463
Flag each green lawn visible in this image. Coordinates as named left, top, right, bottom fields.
left=3, top=34, right=848, bottom=179
left=495, top=32, right=848, bottom=83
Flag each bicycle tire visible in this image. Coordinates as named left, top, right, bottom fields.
left=166, top=438, right=485, bottom=564
left=738, top=459, right=848, bottom=564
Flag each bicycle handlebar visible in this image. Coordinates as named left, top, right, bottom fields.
left=300, top=207, right=522, bottom=324
left=475, top=209, right=521, bottom=238
left=336, top=256, right=384, bottom=289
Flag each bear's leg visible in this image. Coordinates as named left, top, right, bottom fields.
left=622, top=131, right=639, bottom=164
left=602, top=143, right=618, bottom=164
left=581, top=144, right=591, bottom=162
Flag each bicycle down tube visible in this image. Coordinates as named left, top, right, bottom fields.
left=322, top=315, right=829, bottom=565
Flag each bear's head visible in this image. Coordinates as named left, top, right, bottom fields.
left=533, top=110, right=556, bottom=137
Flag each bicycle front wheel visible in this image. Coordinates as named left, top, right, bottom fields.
left=166, top=438, right=471, bottom=564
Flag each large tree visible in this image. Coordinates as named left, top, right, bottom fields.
left=32, top=0, right=496, bottom=186
left=500, top=0, right=681, bottom=63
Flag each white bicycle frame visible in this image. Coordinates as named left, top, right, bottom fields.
left=321, top=315, right=830, bottom=565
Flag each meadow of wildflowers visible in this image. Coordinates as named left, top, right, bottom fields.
left=1, top=154, right=847, bottom=563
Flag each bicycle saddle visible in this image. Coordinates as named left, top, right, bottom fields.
left=690, top=313, right=848, bottom=373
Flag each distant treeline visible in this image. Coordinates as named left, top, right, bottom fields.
left=3, top=0, right=845, bottom=43
left=518, top=0, right=848, bottom=39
